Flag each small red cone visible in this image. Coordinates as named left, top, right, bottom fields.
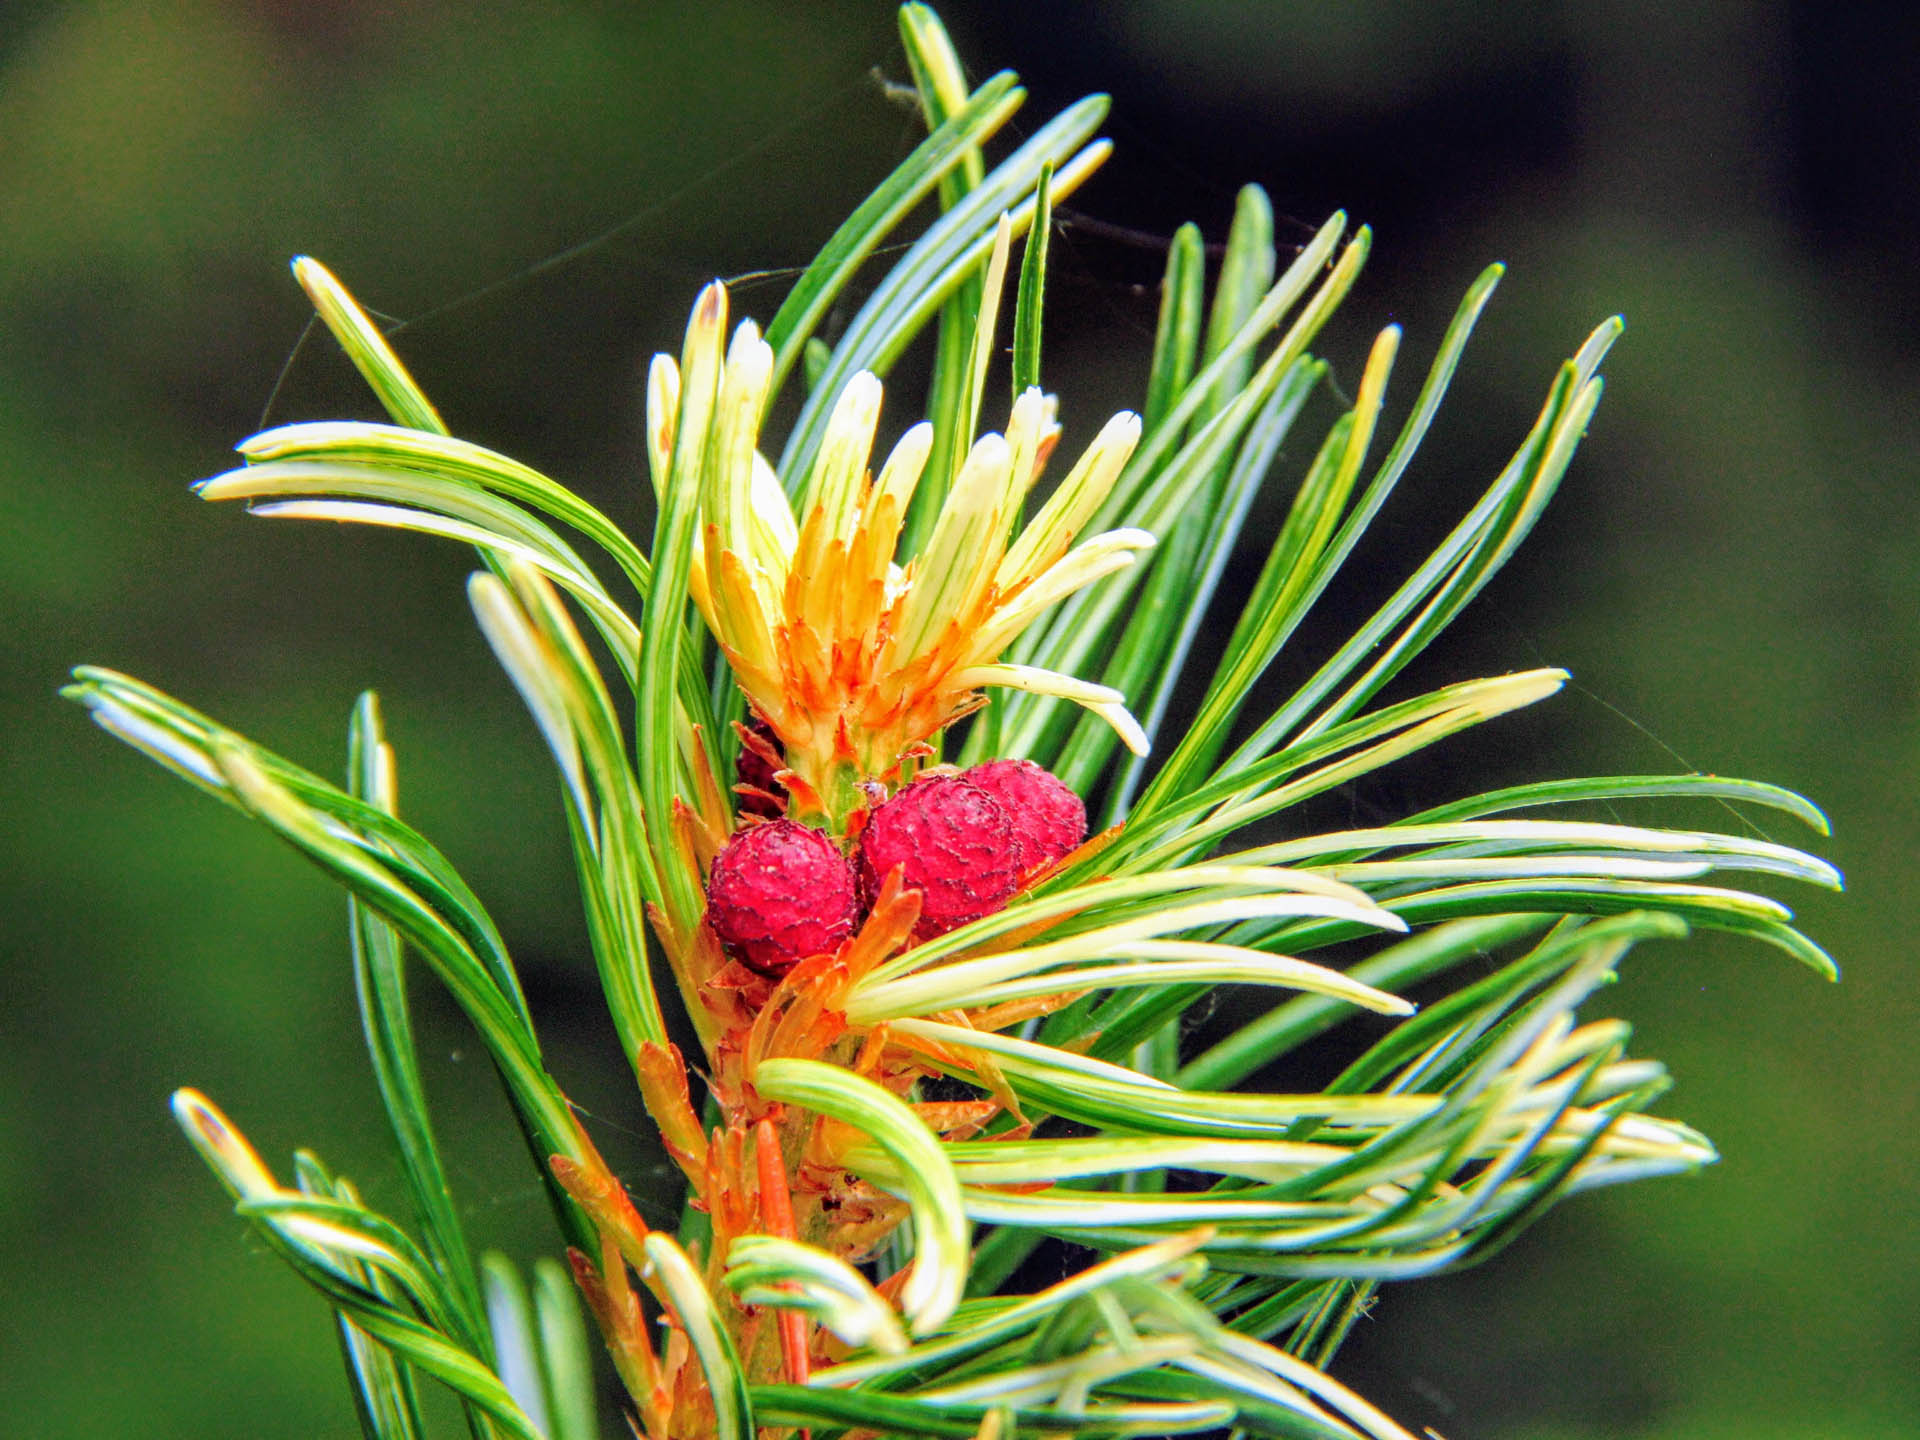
left=964, top=758, right=1087, bottom=873
left=856, top=773, right=1024, bottom=940
left=705, top=819, right=859, bottom=977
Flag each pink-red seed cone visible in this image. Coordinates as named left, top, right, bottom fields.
left=964, top=758, right=1087, bottom=873
left=733, top=714, right=786, bottom=819
left=705, top=819, right=859, bottom=977
left=856, top=773, right=1025, bottom=940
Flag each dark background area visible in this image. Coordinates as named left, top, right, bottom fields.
left=3, top=3, right=1914, bottom=1437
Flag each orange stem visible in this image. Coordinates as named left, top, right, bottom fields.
left=754, top=1118, right=812, bottom=1385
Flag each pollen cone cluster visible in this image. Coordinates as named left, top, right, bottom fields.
left=652, top=281, right=1152, bottom=828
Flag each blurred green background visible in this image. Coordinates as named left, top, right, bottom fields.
left=3, top=2, right=1913, bottom=1436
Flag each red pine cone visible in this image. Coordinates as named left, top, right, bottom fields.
left=964, top=758, right=1087, bottom=872
left=705, top=819, right=859, bottom=977
left=733, top=713, right=785, bottom=818
left=856, top=773, right=1024, bottom=939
